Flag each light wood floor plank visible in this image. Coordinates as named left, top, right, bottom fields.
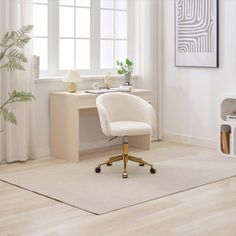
left=0, top=142, right=236, bottom=236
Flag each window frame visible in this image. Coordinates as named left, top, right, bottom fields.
left=100, top=3, right=128, bottom=70
left=32, top=0, right=130, bottom=77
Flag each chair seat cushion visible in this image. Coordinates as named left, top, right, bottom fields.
left=110, top=121, right=152, bottom=136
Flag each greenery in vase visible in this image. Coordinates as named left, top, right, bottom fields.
left=0, top=25, right=35, bottom=125
left=116, top=58, right=133, bottom=75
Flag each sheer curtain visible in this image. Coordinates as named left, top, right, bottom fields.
left=0, top=0, right=34, bottom=163
left=130, top=0, right=163, bottom=140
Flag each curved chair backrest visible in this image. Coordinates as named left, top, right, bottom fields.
left=96, top=92, right=156, bottom=136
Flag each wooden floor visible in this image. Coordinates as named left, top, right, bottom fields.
left=0, top=144, right=236, bottom=236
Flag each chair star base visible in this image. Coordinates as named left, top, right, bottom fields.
left=95, top=139, right=156, bottom=178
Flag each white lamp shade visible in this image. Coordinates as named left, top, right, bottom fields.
left=63, top=70, right=82, bottom=83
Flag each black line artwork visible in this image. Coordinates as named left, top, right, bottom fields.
left=175, top=0, right=218, bottom=67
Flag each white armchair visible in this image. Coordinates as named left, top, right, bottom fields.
left=95, top=92, right=156, bottom=178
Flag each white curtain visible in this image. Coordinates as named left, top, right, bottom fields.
left=130, top=0, right=163, bottom=140
left=0, top=0, right=34, bottom=163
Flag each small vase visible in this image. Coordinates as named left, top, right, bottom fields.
left=124, top=72, right=132, bottom=85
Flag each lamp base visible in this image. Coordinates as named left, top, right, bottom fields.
left=68, top=82, right=77, bottom=93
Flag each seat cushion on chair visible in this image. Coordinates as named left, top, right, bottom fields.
left=96, top=92, right=156, bottom=137
left=109, top=121, right=152, bottom=136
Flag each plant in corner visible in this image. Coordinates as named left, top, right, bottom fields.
left=116, top=58, right=133, bottom=85
left=0, top=25, right=35, bottom=126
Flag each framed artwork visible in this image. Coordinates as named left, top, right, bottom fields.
left=175, top=0, right=219, bottom=67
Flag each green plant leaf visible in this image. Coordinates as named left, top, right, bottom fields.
left=1, top=32, right=10, bottom=46
left=125, top=58, right=133, bottom=66
left=0, top=24, right=33, bottom=71
left=117, top=69, right=123, bottom=74
left=1, top=31, right=14, bottom=46
left=9, top=90, right=36, bottom=102
left=0, top=52, right=4, bottom=61
left=0, top=60, right=25, bottom=71
left=0, top=25, right=35, bottom=125
left=116, top=58, right=133, bottom=75
left=0, top=107, right=17, bottom=125
left=8, top=49, right=28, bottom=63
left=17, top=25, right=34, bottom=36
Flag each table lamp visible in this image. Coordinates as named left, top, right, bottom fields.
left=63, top=70, right=82, bottom=93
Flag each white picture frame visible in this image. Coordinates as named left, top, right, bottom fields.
left=175, top=0, right=219, bottom=67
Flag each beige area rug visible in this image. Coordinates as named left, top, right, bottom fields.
left=0, top=142, right=236, bottom=215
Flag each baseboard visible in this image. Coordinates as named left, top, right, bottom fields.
left=163, top=132, right=217, bottom=149
left=32, top=135, right=216, bottom=158
left=33, top=139, right=122, bottom=158
left=80, top=138, right=122, bottom=152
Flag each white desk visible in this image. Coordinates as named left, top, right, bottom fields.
left=50, top=89, right=152, bottom=162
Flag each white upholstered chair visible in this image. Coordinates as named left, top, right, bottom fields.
left=95, top=92, right=156, bottom=178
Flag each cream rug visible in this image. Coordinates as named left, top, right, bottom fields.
left=0, top=143, right=236, bottom=215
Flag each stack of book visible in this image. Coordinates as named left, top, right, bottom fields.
left=85, top=87, right=131, bottom=94
left=221, top=130, right=230, bottom=154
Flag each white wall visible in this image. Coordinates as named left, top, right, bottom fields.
left=34, top=0, right=236, bottom=157
left=33, top=77, right=137, bottom=157
left=162, top=0, right=236, bottom=148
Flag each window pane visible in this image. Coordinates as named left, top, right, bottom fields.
left=76, top=0, right=90, bottom=7
left=76, top=39, right=90, bottom=69
left=59, top=7, right=74, bottom=37
left=115, top=11, right=127, bottom=39
left=33, top=38, right=48, bottom=70
left=33, top=4, right=48, bottom=36
left=101, top=10, right=113, bottom=38
left=33, top=0, right=47, bottom=3
left=101, top=0, right=113, bottom=9
left=115, top=0, right=127, bottom=10
left=115, top=40, right=127, bottom=63
left=60, top=0, right=74, bottom=6
left=59, top=39, right=74, bottom=69
left=76, top=8, right=90, bottom=38
left=101, top=40, right=113, bottom=68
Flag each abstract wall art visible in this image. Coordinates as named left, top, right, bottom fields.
left=175, top=0, right=219, bottom=67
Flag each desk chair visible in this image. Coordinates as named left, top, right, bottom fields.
left=95, top=92, right=156, bottom=178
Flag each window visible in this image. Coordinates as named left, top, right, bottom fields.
left=32, top=0, right=128, bottom=77
left=100, top=0, right=127, bottom=69
left=33, top=0, right=48, bottom=70
left=59, top=0, right=90, bottom=70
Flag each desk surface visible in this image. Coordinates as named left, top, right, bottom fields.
left=51, top=89, right=151, bottom=96
left=51, top=89, right=152, bottom=109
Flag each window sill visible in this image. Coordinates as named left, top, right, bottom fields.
left=34, top=74, right=138, bottom=83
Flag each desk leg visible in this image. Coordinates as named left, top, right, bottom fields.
left=50, top=94, right=80, bottom=162
left=129, top=134, right=151, bottom=150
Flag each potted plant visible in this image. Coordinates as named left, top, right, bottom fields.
left=0, top=25, right=35, bottom=126
left=116, top=58, right=133, bottom=85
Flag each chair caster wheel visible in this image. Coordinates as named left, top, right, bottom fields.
left=139, top=163, right=145, bottom=166
left=122, top=172, right=128, bottom=178
left=95, top=166, right=101, bottom=173
left=150, top=167, right=156, bottom=174
left=106, top=163, right=112, bottom=166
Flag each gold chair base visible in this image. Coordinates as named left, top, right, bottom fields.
left=95, top=141, right=156, bottom=178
